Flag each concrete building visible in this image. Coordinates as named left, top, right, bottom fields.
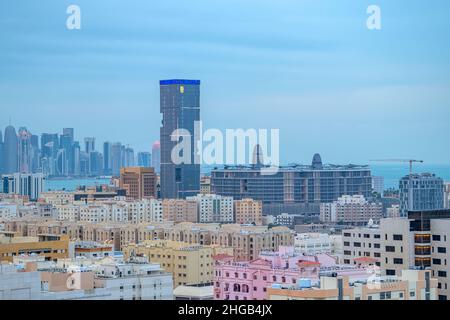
left=0, top=263, right=42, bottom=299
left=399, top=173, right=444, bottom=217
left=160, top=79, right=200, bottom=199
left=213, top=246, right=373, bottom=300
left=444, top=182, right=450, bottom=209
left=162, top=199, right=198, bottom=223
left=1, top=173, right=45, bottom=201
left=294, top=233, right=342, bottom=258
left=174, top=285, right=214, bottom=300
left=342, top=223, right=382, bottom=266
left=234, top=198, right=262, bottom=226
left=211, top=155, right=372, bottom=215
left=0, top=233, right=69, bottom=263
left=387, top=204, right=400, bottom=218
left=187, top=194, right=234, bottom=224
left=200, top=176, right=211, bottom=195
left=372, top=176, right=384, bottom=196
left=122, top=240, right=229, bottom=287
left=343, top=210, right=450, bottom=300
left=320, top=195, right=383, bottom=225
left=151, top=141, right=160, bottom=175
left=119, top=167, right=157, bottom=200
left=268, top=269, right=437, bottom=300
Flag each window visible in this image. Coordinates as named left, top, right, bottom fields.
left=374, top=243, right=380, bottom=249
left=393, top=258, right=403, bottom=265
left=385, top=246, right=395, bottom=252
left=438, top=271, right=447, bottom=277
left=374, top=234, right=381, bottom=239
left=344, top=242, right=350, bottom=246
left=438, top=247, right=447, bottom=253
left=354, top=242, right=361, bottom=247
left=393, top=234, right=403, bottom=241
left=433, top=258, right=441, bottom=265
left=433, top=235, right=441, bottom=241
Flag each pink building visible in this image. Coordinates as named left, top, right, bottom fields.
left=213, top=246, right=374, bottom=300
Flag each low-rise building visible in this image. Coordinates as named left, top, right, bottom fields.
left=234, top=198, right=262, bottom=226
left=268, top=269, right=437, bottom=300
left=0, top=232, right=69, bottom=263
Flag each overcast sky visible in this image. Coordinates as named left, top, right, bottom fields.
left=1, top=0, right=449, bottom=164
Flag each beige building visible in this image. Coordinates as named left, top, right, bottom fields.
left=268, top=269, right=437, bottom=300
left=200, top=177, right=211, bottom=195
left=234, top=198, right=262, bottom=225
left=0, top=232, right=69, bottom=263
left=123, top=240, right=232, bottom=287
left=162, top=199, right=198, bottom=223
left=119, top=167, right=156, bottom=200
left=4, top=219, right=294, bottom=262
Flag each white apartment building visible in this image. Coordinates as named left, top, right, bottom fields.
left=0, top=263, right=42, bottom=299
left=128, top=199, right=163, bottom=223
left=294, top=233, right=343, bottom=261
left=343, top=211, right=450, bottom=300
left=187, top=194, right=234, bottom=223
left=56, top=204, right=80, bottom=221
left=342, top=223, right=382, bottom=266
left=40, top=191, right=74, bottom=205
left=320, top=195, right=383, bottom=225
left=430, top=219, right=450, bottom=300
left=387, top=204, right=400, bottom=218
left=0, top=203, right=18, bottom=221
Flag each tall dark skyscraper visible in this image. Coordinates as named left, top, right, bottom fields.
left=160, top=79, right=200, bottom=199
left=103, top=142, right=112, bottom=175
left=3, top=125, right=18, bottom=174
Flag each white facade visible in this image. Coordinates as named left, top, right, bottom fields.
left=1, top=173, right=45, bottom=201
left=0, top=203, right=18, bottom=221
left=320, top=195, right=383, bottom=225
left=294, top=233, right=336, bottom=255
left=0, top=264, right=41, bottom=300
left=187, top=194, right=234, bottom=223
left=56, top=204, right=80, bottom=221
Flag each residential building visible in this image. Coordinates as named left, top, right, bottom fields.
left=123, top=240, right=228, bottom=287
left=200, top=177, right=211, bottom=195
left=387, top=204, right=400, bottom=218
left=213, top=246, right=373, bottom=300
left=187, top=194, right=234, bottom=224
left=162, top=199, right=198, bottom=223
left=342, top=223, right=382, bottom=266
left=119, top=167, right=157, bottom=200
left=399, top=173, right=444, bottom=217
left=211, top=154, right=372, bottom=215
left=320, top=195, right=383, bottom=225
left=0, top=232, right=69, bottom=262
left=173, top=285, right=214, bottom=300
left=268, top=269, right=437, bottom=300
left=234, top=198, right=262, bottom=225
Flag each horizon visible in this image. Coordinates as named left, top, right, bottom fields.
left=1, top=0, right=450, bottom=165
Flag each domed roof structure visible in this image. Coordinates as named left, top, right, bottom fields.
left=311, top=153, right=323, bottom=169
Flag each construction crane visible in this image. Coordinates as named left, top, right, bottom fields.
left=369, top=159, right=424, bottom=175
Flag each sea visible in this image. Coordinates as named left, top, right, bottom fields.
left=44, top=164, right=450, bottom=192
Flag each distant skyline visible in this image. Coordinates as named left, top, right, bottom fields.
left=1, top=0, right=450, bottom=164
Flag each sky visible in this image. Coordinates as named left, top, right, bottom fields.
left=0, top=0, right=449, bottom=165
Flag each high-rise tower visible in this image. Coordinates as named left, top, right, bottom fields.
left=3, top=125, right=18, bottom=174
left=160, top=79, right=200, bottom=199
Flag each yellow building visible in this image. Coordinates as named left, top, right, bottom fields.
left=234, top=198, right=263, bottom=225
left=123, top=240, right=232, bottom=287
left=0, top=231, right=69, bottom=263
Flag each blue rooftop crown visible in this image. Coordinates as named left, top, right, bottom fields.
left=160, top=79, right=200, bottom=85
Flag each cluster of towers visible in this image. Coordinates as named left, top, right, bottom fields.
left=0, top=125, right=161, bottom=177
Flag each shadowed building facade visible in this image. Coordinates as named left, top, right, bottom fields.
left=160, top=79, right=200, bottom=199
